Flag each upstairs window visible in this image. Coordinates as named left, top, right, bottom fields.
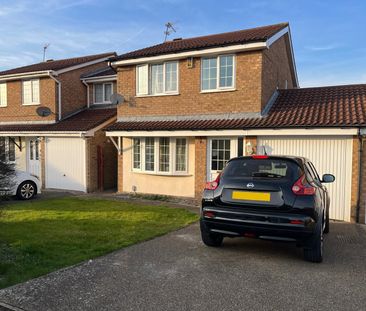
left=22, top=79, right=40, bottom=105
left=136, top=61, right=178, bottom=96
left=0, top=83, right=7, bottom=107
left=201, top=55, right=234, bottom=91
left=94, top=83, right=113, bottom=104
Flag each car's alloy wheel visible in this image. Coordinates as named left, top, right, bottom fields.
left=17, top=181, right=37, bottom=200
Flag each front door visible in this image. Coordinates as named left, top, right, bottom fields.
left=207, top=138, right=237, bottom=181
left=27, top=138, right=41, bottom=178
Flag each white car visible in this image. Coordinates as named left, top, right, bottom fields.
left=0, top=170, right=41, bottom=200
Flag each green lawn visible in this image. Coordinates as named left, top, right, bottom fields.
left=0, top=197, right=198, bottom=289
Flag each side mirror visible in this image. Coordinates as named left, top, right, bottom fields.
left=322, top=174, right=335, bottom=183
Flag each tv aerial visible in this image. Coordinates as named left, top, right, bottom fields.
left=43, top=43, right=50, bottom=62
left=164, top=22, right=177, bottom=42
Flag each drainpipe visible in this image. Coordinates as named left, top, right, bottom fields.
left=356, top=128, right=364, bottom=223
left=82, top=80, right=90, bottom=108
left=49, top=74, right=62, bottom=121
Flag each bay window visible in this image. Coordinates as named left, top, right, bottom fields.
left=132, top=137, right=188, bottom=174
left=94, top=82, right=113, bottom=104
left=201, top=54, right=234, bottom=91
left=0, top=137, right=15, bottom=163
left=22, top=79, right=40, bottom=105
left=136, top=61, right=178, bottom=96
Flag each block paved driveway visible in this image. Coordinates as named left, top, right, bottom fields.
left=0, top=222, right=365, bottom=311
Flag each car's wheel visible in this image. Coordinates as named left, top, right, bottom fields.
left=16, top=181, right=37, bottom=200
left=303, top=220, right=323, bottom=263
left=324, top=210, right=330, bottom=234
left=200, top=220, right=224, bottom=247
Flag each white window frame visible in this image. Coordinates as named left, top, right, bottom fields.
left=93, top=82, right=113, bottom=104
left=0, top=137, right=16, bottom=163
left=22, top=79, right=40, bottom=105
left=201, top=54, right=236, bottom=92
left=0, top=83, right=7, bottom=107
left=136, top=61, right=179, bottom=96
left=131, top=137, right=188, bottom=175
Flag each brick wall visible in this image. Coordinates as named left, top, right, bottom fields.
left=58, top=62, right=110, bottom=118
left=117, top=148, right=123, bottom=193
left=0, top=77, right=57, bottom=122
left=86, top=129, right=117, bottom=192
left=360, top=138, right=366, bottom=223
left=261, top=35, right=296, bottom=110
left=194, top=137, right=207, bottom=201
left=117, top=51, right=263, bottom=117
left=350, top=137, right=359, bottom=222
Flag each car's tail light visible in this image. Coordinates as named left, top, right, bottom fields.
left=292, top=174, right=316, bottom=195
left=252, top=155, right=269, bottom=159
left=203, top=211, right=215, bottom=218
left=290, top=219, right=304, bottom=225
left=205, top=174, right=221, bottom=190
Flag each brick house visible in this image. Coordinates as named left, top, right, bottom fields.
left=105, top=22, right=366, bottom=224
left=0, top=53, right=118, bottom=192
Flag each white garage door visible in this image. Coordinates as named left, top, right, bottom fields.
left=45, top=137, right=86, bottom=192
left=257, top=136, right=353, bottom=221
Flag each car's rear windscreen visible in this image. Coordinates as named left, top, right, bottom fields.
left=222, top=158, right=302, bottom=181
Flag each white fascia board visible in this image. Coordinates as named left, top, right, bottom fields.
left=106, top=128, right=358, bottom=137
left=0, top=132, right=84, bottom=137
left=0, top=120, right=56, bottom=125
left=84, top=117, right=117, bottom=137
left=111, top=42, right=267, bottom=66
left=81, top=75, right=117, bottom=83
left=0, top=70, right=54, bottom=82
left=55, top=56, right=115, bottom=74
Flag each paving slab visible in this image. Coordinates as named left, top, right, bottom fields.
left=0, top=222, right=365, bottom=311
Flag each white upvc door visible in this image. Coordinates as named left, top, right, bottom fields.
left=27, top=138, right=41, bottom=179
left=207, top=137, right=237, bottom=182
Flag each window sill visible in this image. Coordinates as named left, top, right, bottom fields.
left=93, top=101, right=112, bottom=105
left=131, top=170, right=192, bottom=177
left=135, top=93, right=180, bottom=98
left=0, top=106, right=7, bottom=108
left=200, top=88, right=236, bottom=94
left=22, top=103, right=40, bottom=106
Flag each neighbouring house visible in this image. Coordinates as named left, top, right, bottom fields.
left=0, top=53, right=118, bottom=192
left=105, top=22, right=366, bottom=224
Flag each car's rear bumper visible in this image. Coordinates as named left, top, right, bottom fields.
left=201, top=206, right=316, bottom=242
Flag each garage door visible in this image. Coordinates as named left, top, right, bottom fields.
left=45, top=137, right=86, bottom=192
left=257, top=136, right=353, bottom=221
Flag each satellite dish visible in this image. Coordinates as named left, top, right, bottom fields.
left=110, top=93, right=125, bottom=105
left=36, top=106, right=52, bottom=117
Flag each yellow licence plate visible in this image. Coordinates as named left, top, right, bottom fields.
left=232, top=191, right=271, bottom=202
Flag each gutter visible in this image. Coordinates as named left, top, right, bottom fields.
left=0, top=70, right=53, bottom=81
left=356, top=128, right=365, bottom=223
left=48, top=74, right=62, bottom=121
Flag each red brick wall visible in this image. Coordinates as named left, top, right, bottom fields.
left=58, top=62, right=111, bottom=118
left=195, top=137, right=207, bottom=201
left=261, top=35, right=296, bottom=110
left=0, top=77, right=57, bottom=122
left=117, top=51, right=263, bottom=117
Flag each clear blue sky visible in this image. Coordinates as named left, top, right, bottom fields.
left=0, top=0, right=365, bottom=87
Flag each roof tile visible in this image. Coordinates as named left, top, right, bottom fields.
left=0, top=52, right=116, bottom=76
left=106, top=84, right=366, bottom=131
left=112, top=23, right=288, bottom=61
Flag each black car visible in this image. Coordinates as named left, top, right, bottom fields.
left=200, top=155, right=335, bottom=262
